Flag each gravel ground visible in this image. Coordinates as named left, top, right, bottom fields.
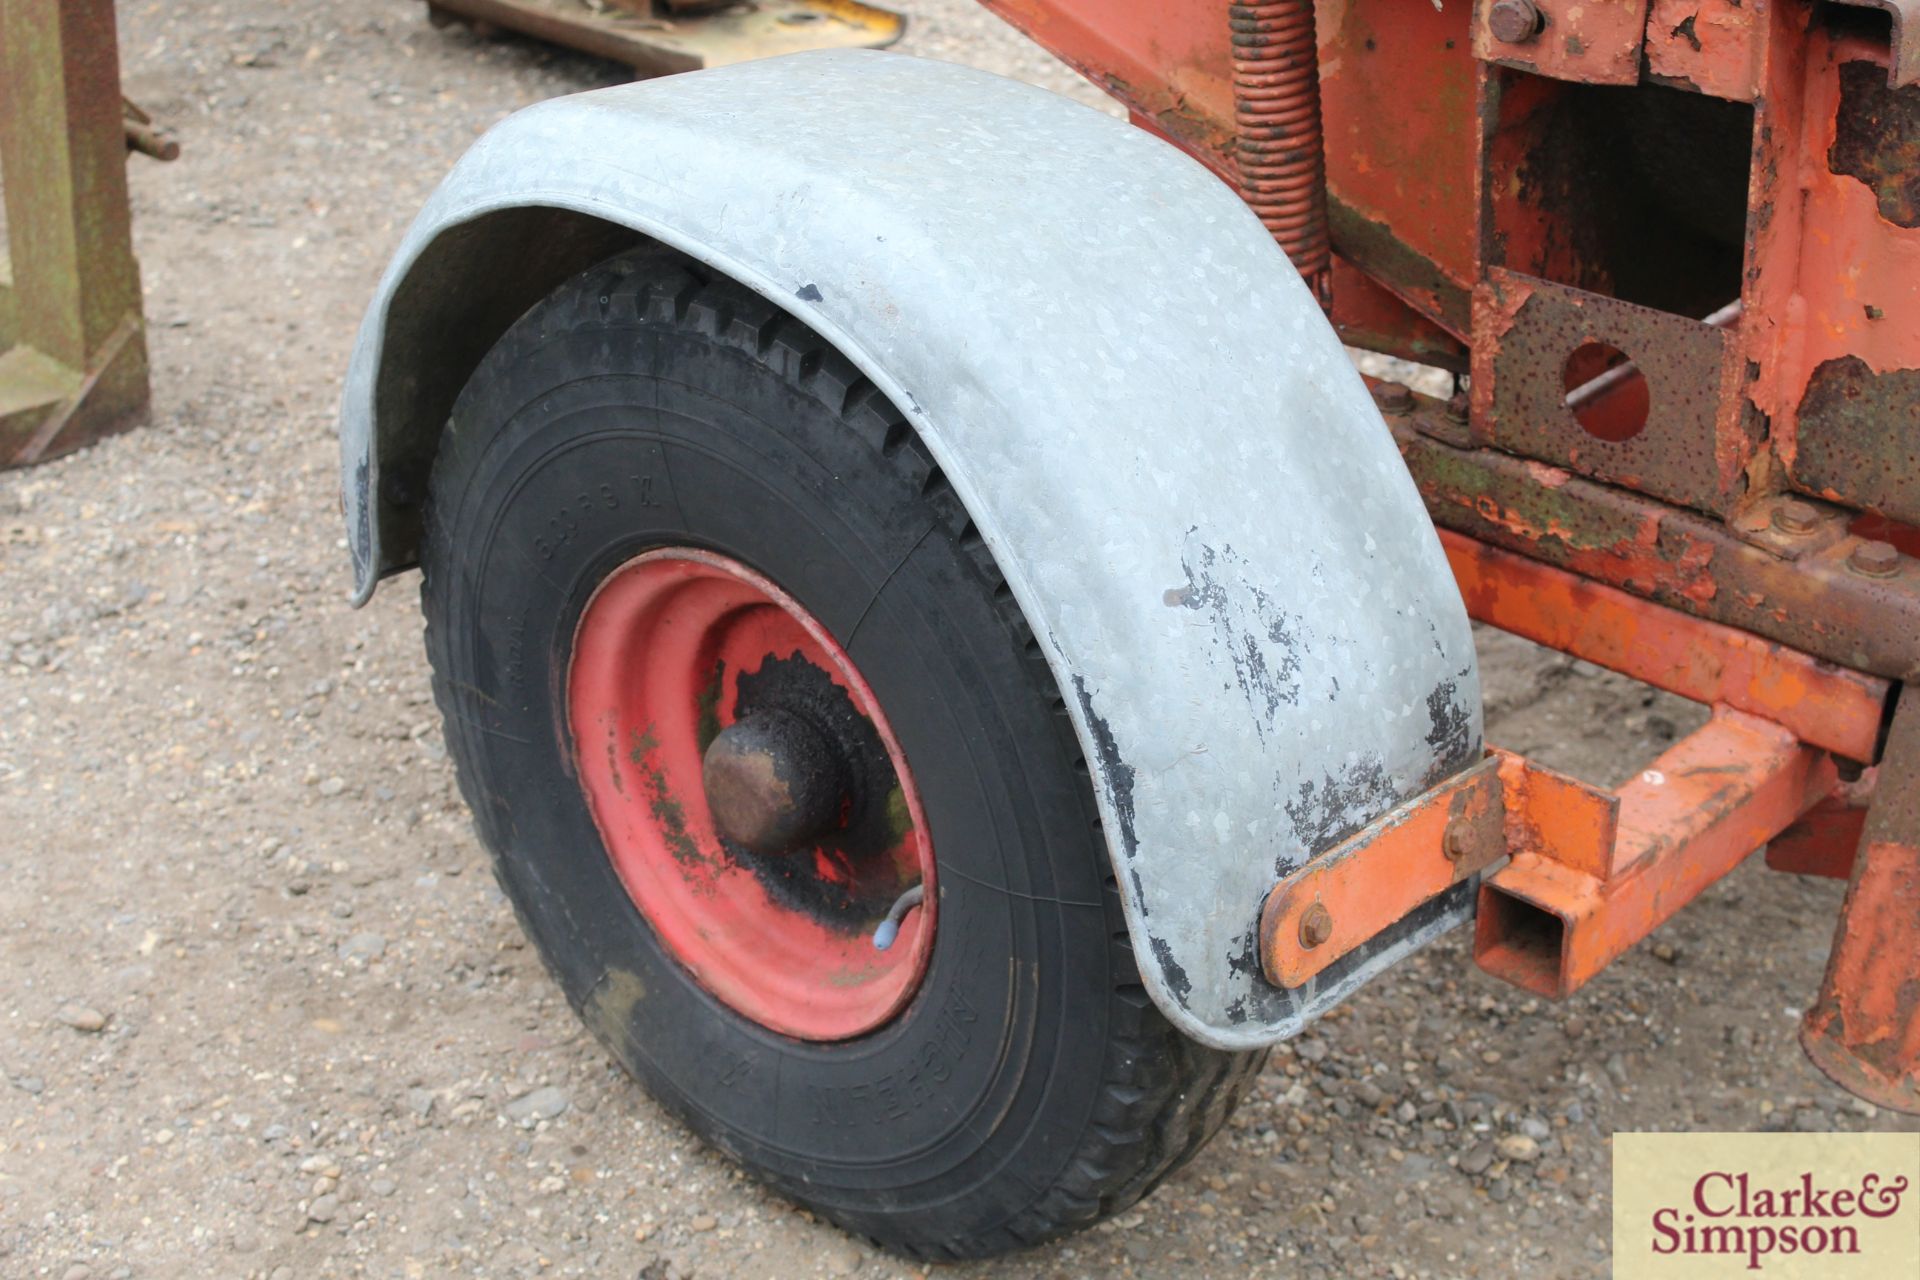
left=2, top=4, right=1914, bottom=1278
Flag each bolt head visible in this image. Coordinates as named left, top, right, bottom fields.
left=1298, top=902, right=1334, bottom=950
left=1848, top=540, right=1901, bottom=578
left=1372, top=382, right=1415, bottom=414
left=1770, top=499, right=1820, bottom=535
left=1443, top=820, right=1472, bottom=862
left=1489, top=0, right=1543, bottom=44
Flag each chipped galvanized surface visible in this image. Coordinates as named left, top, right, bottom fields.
left=337, top=50, right=1482, bottom=1048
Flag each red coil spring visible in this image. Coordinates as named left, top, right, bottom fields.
left=1230, top=0, right=1332, bottom=309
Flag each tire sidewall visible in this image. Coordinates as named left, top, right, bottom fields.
left=425, top=291, right=1120, bottom=1235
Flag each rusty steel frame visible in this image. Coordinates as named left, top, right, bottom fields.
left=975, top=0, right=1920, bottom=1110
left=1803, top=689, right=1920, bottom=1112
left=0, top=0, right=150, bottom=469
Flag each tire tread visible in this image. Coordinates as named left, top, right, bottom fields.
left=419, top=244, right=1264, bottom=1261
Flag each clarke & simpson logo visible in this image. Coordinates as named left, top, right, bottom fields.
left=1614, top=1133, right=1920, bottom=1279
left=1649, top=1169, right=1910, bottom=1271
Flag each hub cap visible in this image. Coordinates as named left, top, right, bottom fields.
left=567, top=548, right=935, bottom=1040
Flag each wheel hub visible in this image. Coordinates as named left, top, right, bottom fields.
left=567, top=547, right=935, bottom=1041
left=701, top=708, right=849, bottom=855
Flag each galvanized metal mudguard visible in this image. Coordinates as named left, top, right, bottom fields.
left=338, top=49, right=1482, bottom=1049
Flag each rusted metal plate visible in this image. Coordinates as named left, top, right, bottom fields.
left=1643, top=0, right=1763, bottom=100
left=1441, top=530, right=1892, bottom=761
left=1479, top=709, right=1835, bottom=997
left=1803, top=689, right=1920, bottom=1113
left=1496, top=750, right=1617, bottom=878
left=1473, top=0, right=1650, bottom=86
left=1766, top=780, right=1874, bottom=880
left=1794, top=356, right=1920, bottom=527
left=1260, top=756, right=1505, bottom=988
left=425, top=0, right=904, bottom=77
left=1393, top=419, right=1920, bottom=681
left=1474, top=270, right=1738, bottom=515
left=1770, top=49, right=1920, bottom=514
left=1829, top=60, right=1920, bottom=226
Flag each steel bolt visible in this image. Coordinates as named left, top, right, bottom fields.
left=1372, top=382, right=1415, bottom=414
left=1298, top=902, right=1334, bottom=950
left=1848, top=540, right=1901, bottom=578
left=1489, top=0, right=1544, bottom=44
left=1444, top=390, right=1471, bottom=425
left=1443, top=820, right=1473, bottom=863
left=1770, top=499, right=1820, bottom=536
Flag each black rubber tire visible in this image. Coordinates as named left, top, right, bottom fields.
left=419, top=244, right=1264, bottom=1259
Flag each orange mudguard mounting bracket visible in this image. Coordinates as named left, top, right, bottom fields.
left=1476, top=708, right=1837, bottom=998
left=1260, top=755, right=1506, bottom=987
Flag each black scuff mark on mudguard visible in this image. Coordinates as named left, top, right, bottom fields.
left=1148, top=936, right=1193, bottom=1003
left=348, top=455, right=372, bottom=581
left=795, top=283, right=824, bottom=302
left=1177, top=538, right=1306, bottom=741
left=1282, top=754, right=1399, bottom=864
left=1225, top=937, right=1256, bottom=979
left=1072, top=675, right=1138, bottom=860
left=1419, top=665, right=1483, bottom=791
left=1424, top=674, right=1473, bottom=764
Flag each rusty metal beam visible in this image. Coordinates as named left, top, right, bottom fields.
left=1388, top=412, right=1920, bottom=682
left=1802, top=689, right=1920, bottom=1114
left=1440, top=531, right=1892, bottom=761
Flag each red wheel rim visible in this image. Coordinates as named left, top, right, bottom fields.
left=567, top=548, right=935, bottom=1040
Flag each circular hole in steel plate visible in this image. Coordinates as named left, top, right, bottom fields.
left=1562, top=341, right=1651, bottom=443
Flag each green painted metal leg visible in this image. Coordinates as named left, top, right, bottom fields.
left=0, top=0, right=150, bottom=468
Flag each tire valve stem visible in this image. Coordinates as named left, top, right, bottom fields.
left=872, top=884, right=927, bottom=951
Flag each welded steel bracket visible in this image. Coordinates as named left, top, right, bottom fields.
left=424, top=0, right=904, bottom=77
left=0, top=0, right=152, bottom=469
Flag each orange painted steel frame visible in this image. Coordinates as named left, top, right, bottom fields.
left=1261, top=540, right=1889, bottom=1000
left=975, top=0, right=1920, bottom=1112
